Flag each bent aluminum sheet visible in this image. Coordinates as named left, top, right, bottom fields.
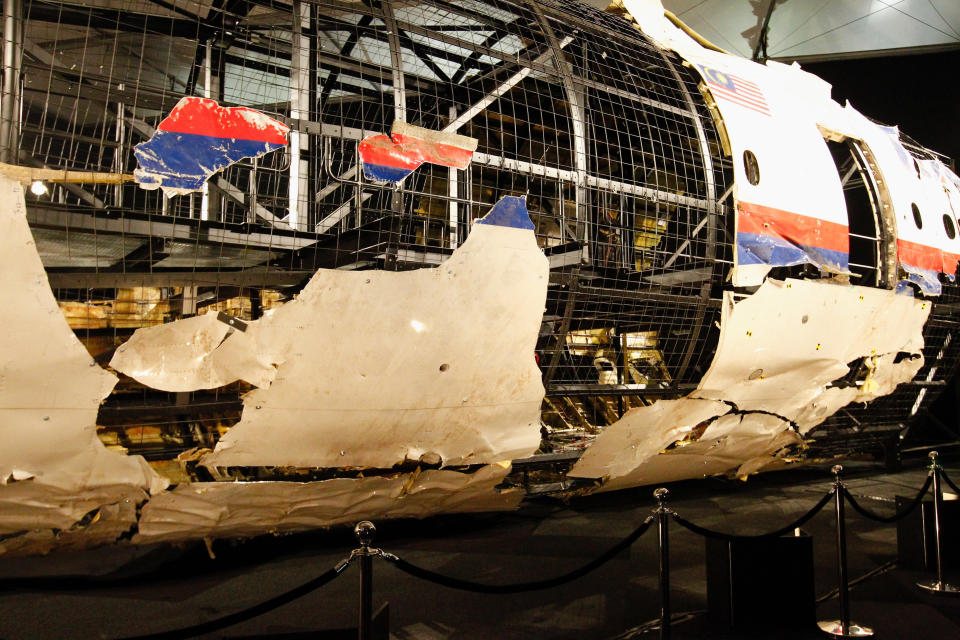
left=0, top=483, right=145, bottom=555
left=113, top=197, right=548, bottom=469
left=135, top=464, right=520, bottom=544
left=572, top=278, right=928, bottom=489
left=696, top=278, right=928, bottom=424
left=0, top=175, right=163, bottom=500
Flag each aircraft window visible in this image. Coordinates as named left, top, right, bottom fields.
left=743, top=150, right=760, bottom=185
left=912, top=203, right=923, bottom=229
left=914, top=159, right=922, bottom=179
left=944, top=214, right=956, bottom=240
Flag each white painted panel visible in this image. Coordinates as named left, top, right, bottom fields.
left=113, top=200, right=549, bottom=469
left=696, top=278, right=928, bottom=422
left=571, top=278, right=928, bottom=488
left=0, top=175, right=163, bottom=495
left=569, top=398, right=730, bottom=483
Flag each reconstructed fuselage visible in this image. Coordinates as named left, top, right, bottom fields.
left=2, top=0, right=959, bottom=554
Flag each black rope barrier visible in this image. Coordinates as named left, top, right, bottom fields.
left=842, top=473, right=932, bottom=523
left=382, top=515, right=656, bottom=594
left=87, top=462, right=943, bottom=639
left=116, top=554, right=354, bottom=640
left=940, top=466, right=960, bottom=496
left=669, top=488, right=835, bottom=541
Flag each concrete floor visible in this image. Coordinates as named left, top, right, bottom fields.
left=2, top=459, right=960, bottom=639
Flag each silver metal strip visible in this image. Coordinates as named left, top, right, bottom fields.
left=288, top=0, right=311, bottom=231
left=381, top=0, right=406, bottom=124
left=28, top=206, right=315, bottom=251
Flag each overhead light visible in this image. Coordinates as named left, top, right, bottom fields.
left=29, top=181, right=48, bottom=196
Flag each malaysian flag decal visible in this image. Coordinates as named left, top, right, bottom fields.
left=696, top=64, right=771, bottom=117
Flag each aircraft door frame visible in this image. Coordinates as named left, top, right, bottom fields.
left=822, top=134, right=897, bottom=289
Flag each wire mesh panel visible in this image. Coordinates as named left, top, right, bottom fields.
left=11, top=0, right=957, bottom=481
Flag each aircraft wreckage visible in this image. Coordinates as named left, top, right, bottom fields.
left=2, top=0, right=959, bottom=554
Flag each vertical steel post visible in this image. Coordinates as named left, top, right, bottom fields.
left=248, top=157, right=258, bottom=224
left=529, top=5, right=588, bottom=261
left=817, top=465, right=873, bottom=637
left=0, top=0, right=20, bottom=164
left=355, top=521, right=376, bottom=640
left=381, top=0, right=405, bottom=219
left=360, top=554, right=372, bottom=640
left=114, top=101, right=125, bottom=208
left=917, top=451, right=960, bottom=594
left=836, top=467, right=850, bottom=633
left=933, top=452, right=945, bottom=588
left=654, top=487, right=670, bottom=640
left=447, top=105, right=458, bottom=249
left=289, top=0, right=311, bottom=230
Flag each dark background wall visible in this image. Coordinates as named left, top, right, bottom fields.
left=803, top=49, right=960, bottom=164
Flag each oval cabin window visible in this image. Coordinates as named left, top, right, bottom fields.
left=944, top=214, right=956, bottom=240
left=743, top=150, right=760, bottom=185
left=912, top=203, right=923, bottom=230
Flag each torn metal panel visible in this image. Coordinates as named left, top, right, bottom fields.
left=673, top=413, right=801, bottom=480
left=0, top=174, right=164, bottom=497
left=569, top=398, right=730, bottom=483
left=110, top=313, right=236, bottom=392
left=575, top=410, right=798, bottom=492
left=898, top=240, right=960, bottom=296
left=571, top=277, right=928, bottom=489
left=135, top=464, right=520, bottom=545
left=133, top=97, right=289, bottom=196
left=204, top=199, right=546, bottom=468
left=696, top=278, right=929, bottom=421
left=359, top=120, right=478, bottom=183
left=112, top=197, right=548, bottom=469
left=0, top=484, right=145, bottom=555
left=674, top=52, right=849, bottom=286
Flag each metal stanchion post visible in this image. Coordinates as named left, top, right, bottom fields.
left=818, top=465, right=873, bottom=637
left=654, top=487, right=671, bottom=640
left=917, top=451, right=960, bottom=595
left=355, top=520, right=376, bottom=640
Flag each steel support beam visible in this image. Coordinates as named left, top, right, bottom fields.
left=288, top=0, right=311, bottom=231
left=46, top=270, right=315, bottom=290
left=1, top=0, right=20, bottom=164
left=530, top=8, right=588, bottom=252
left=446, top=36, right=572, bottom=133
left=27, top=205, right=316, bottom=251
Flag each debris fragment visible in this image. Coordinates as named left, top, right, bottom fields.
left=359, top=120, right=477, bottom=183
left=134, top=97, right=289, bottom=195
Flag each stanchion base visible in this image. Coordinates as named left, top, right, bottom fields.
left=816, top=620, right=874, bottom=637
left=917, top=580, right=960, bottom=596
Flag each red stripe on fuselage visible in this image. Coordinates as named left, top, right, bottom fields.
left=359, top=134, right=423, bottom=170
left=389, top=133, right=474, bottom=169
left=358, top=133, right=475, bottom=171
left=737, top=201, right=848, bottom=253
left=897, top=238, right=960, bottom=275
left=157, top=97, right=289, bottom=145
